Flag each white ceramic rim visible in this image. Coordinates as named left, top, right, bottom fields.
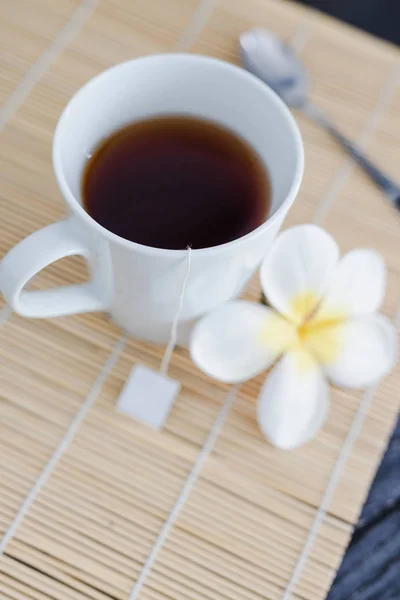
left=53, top=53, right=304, bottom=258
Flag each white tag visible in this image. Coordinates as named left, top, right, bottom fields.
left=116, top=364, right=181, bottom=429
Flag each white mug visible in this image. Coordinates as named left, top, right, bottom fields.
left=0, top=54, right=303, bottom=343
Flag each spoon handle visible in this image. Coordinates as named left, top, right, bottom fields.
left=302, top=102, right=400, bottom=210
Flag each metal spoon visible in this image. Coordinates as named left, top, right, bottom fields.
left=240, top=29, right=400, bottom=210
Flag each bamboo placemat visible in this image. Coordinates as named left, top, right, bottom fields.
left=0, top=1, right=399, bottom=599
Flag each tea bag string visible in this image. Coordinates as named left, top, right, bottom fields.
left=0, top=303, right=12, bottom=327
left=160, top=246, right=192, bottom=376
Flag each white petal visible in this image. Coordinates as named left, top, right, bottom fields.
left=315, top=249, right=386, bottom=321
left=257, top=349, right=329, bottom=449
left=190, top=301, right=297, bottom=383
left=323, top=314, right=397, bottom=388
left=260, top=225, right=339, bottom=324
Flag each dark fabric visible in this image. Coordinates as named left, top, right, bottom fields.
left=327, top=416, right=400, bottom=599
left=297, top=0, right=400, bottom=45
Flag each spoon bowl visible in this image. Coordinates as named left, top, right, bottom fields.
left=239, top=29, right=309, bottom=107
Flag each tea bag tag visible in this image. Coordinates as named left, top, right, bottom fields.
left=116, top=364, right=180, bottom=429
left=117, top=247, right=191, bottom=429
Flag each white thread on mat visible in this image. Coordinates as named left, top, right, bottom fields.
left=0, top=334, right=127, bottom=557
left=174, top=0, right=219, bottom=52
left=282, top=387, right=379, bottom=599
left=313, top=62, right=400, bottom=225
left=128, top=383, right=240, bottom=600
left=160, top=247, right=192, bottom=376
left=289, top=18, right=314, bottom=53
left=0, top=0, right=99, bottom=131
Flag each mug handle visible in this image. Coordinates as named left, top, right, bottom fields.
left=0, top=217, right=108, bottom=318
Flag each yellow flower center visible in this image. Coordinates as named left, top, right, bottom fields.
left=261, top=291, right=347, bottom=373
left=298, top=316, right=344, bottom=366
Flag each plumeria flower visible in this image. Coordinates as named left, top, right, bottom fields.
left=190, top=225, right=397, bottom=450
